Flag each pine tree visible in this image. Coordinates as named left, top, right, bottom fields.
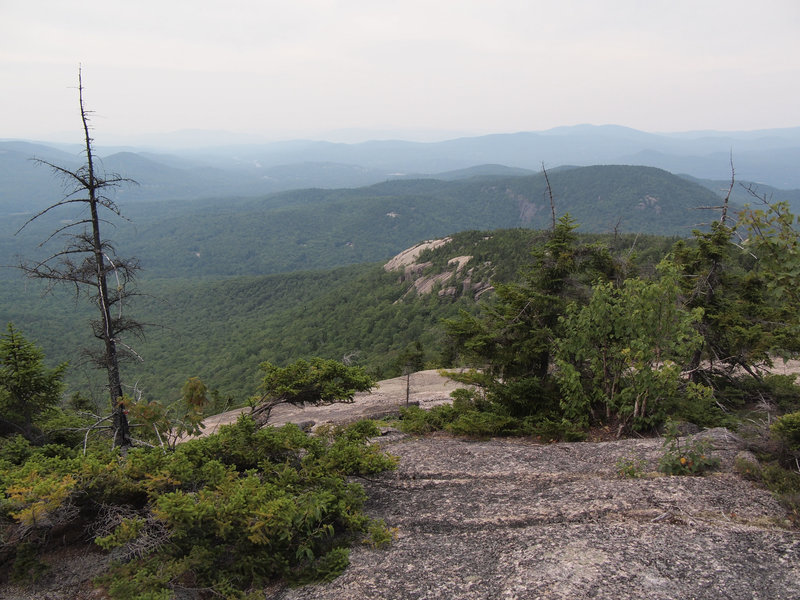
left=0, top=323, right=66, bottom=442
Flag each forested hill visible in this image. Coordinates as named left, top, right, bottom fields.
left=2, top=228, right=674, bottom=404
left=2, top=164, right=728, bottom=281
left=0, top=162, right=746, bottom=402
left=119, top=165, right=733, bottom=278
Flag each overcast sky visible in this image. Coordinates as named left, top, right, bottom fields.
left=2, top=0, right=799, bottom=144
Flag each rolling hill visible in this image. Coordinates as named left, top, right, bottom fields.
left=1, top=164, right=729, bottom=282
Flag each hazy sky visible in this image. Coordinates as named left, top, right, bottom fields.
left=2, top=0, right=799, bottom=144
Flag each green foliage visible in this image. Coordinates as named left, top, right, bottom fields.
left=251, top=358, right=375, bottom=426
left=615, top=455, right=647, bottom=479
left=398, top=404, right=462, bottom=435
left=446, top=411, right=519, bottom=438
left=523, top=417, right=587, bottom=442
left=658, top=422, right=720, bottom=476
left=124, top=377, right=211, bottom=449
left=771, top=411, right=800, bottom=452
left=364, top=519, right=396, bottom=549
left=761, top=464, right=800, bottom=497
left=0, top=416, right=396, bottom=598
left=9, top=541, right=49, bottom=584
left=2, top=227, right=674, bottom=404
left=315, top=420, right=398, bottom=476
left=0, top=323, right=66, bottom=442
left=397, top=393, right=539, bottom=439
left=669, top=385, right=737, bottom=429
left=733, top=455, right=800, bottom=526
left=709, top=373, right=800, bottom=416
left=3, top=468, right=77, bottom=528
left=255, top=358, right=375, bottom=408
left=761, top=464, right=800, bottom=524
left=738, top=199, right=800, bottom=311
left=444, top=215, right=627, bottom=421
left=674, top=203, right=800, bottom=390
left=390, top=341, right=426, bottom=377
left=555, top=263, right=705, bottom=432
left=734, top=456, right=763, bottom=482
left=0, top=434, right=34, bottom=465
left=36, top=408, right=93, bottom=448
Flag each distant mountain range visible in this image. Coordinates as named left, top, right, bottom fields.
left=2, top=125, right=799, bottom=215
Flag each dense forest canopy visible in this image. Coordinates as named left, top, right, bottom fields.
left=0, top=164, right=752, bottom=282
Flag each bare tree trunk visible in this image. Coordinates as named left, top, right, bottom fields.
left=17, top=67, right=138, bottom=448
left=78, top=80, right=130, bottom=447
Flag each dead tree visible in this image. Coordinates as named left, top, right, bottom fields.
left=542, top=163, right=556, bottom=231
left=17, top=68, right=141, bottom=448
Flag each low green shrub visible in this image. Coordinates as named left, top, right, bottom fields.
left=364, top=518, right=397, bottom=549
left=715, top=374, right=800, bottom=413
left=761, top=464, right=800, bottom=524
left=398, top=404, right=461, bottom=434
left=0, top=434, right=33, bottom=465
left=733, top=456, right=763, bottom=481
left=668, top=382, right=738, bottom=430
left=9, top=541, right=49, bottom=584
left=1, top=416, right=397, bottom=599
left=771, top=411, right=800, bottom=453
left=615, top=455, right=647, bottom=478
left=446, top=411, right=518, bottom=438
left=658, top=422, right=720, bottom=476
left=761, top=464, right=800, bottom=496
left=524, top=417, right=587, bottom=442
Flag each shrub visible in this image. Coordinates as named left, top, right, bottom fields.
left=364, top=519, right=397, bottom=549
left=658, top=422, right=720, bottom=476
left=668, top=381, right=738, bottom=430
left=733, top=456, right=763, bottom=482
left=9, top=541, right=49, bottom=584
left=0, top=434, right=33, bottom=465
left=761, top=464, right=800, bottom=525
left=1, top=416, right=397, bottom=599
left=616, top=455, right=647, bottom=478
left=761, top=464, right=800, bottom=496
left=398, top=404, right=461, bottom=434
left=524, top=417, right=587, bottom=442
left=771, top=411, right=800, bottom=453
left=446, top=411, right=518, bottom=438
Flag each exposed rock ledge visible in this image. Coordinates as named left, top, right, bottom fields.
left=273, top=428, right=800, bottom=600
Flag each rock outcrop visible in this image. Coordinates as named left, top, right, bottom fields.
left=276, top=429, right=800, bottom=600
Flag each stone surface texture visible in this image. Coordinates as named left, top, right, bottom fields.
left=274, top=428, right=800, bottom=600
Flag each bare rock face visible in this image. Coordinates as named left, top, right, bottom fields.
left=276, top=431, right=800, bottom=600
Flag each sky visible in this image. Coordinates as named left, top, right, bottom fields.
left=1, top=0, right=799, bottom=145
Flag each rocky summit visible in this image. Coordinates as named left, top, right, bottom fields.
left=275, top=428, right=799, bottom=600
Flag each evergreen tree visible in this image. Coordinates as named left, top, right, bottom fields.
left=0, top=323, right=66, bottom=442
left=672, top=216, right=799, bottom=386
left=444, top=215, right=624, bottom=416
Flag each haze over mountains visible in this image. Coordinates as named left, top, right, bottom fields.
left=2, top=125, right=800, bottom=214
left=3, top=123, right=800, bottom=401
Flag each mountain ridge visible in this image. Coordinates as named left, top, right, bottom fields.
left=3, top=125, right=800, bottom=213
